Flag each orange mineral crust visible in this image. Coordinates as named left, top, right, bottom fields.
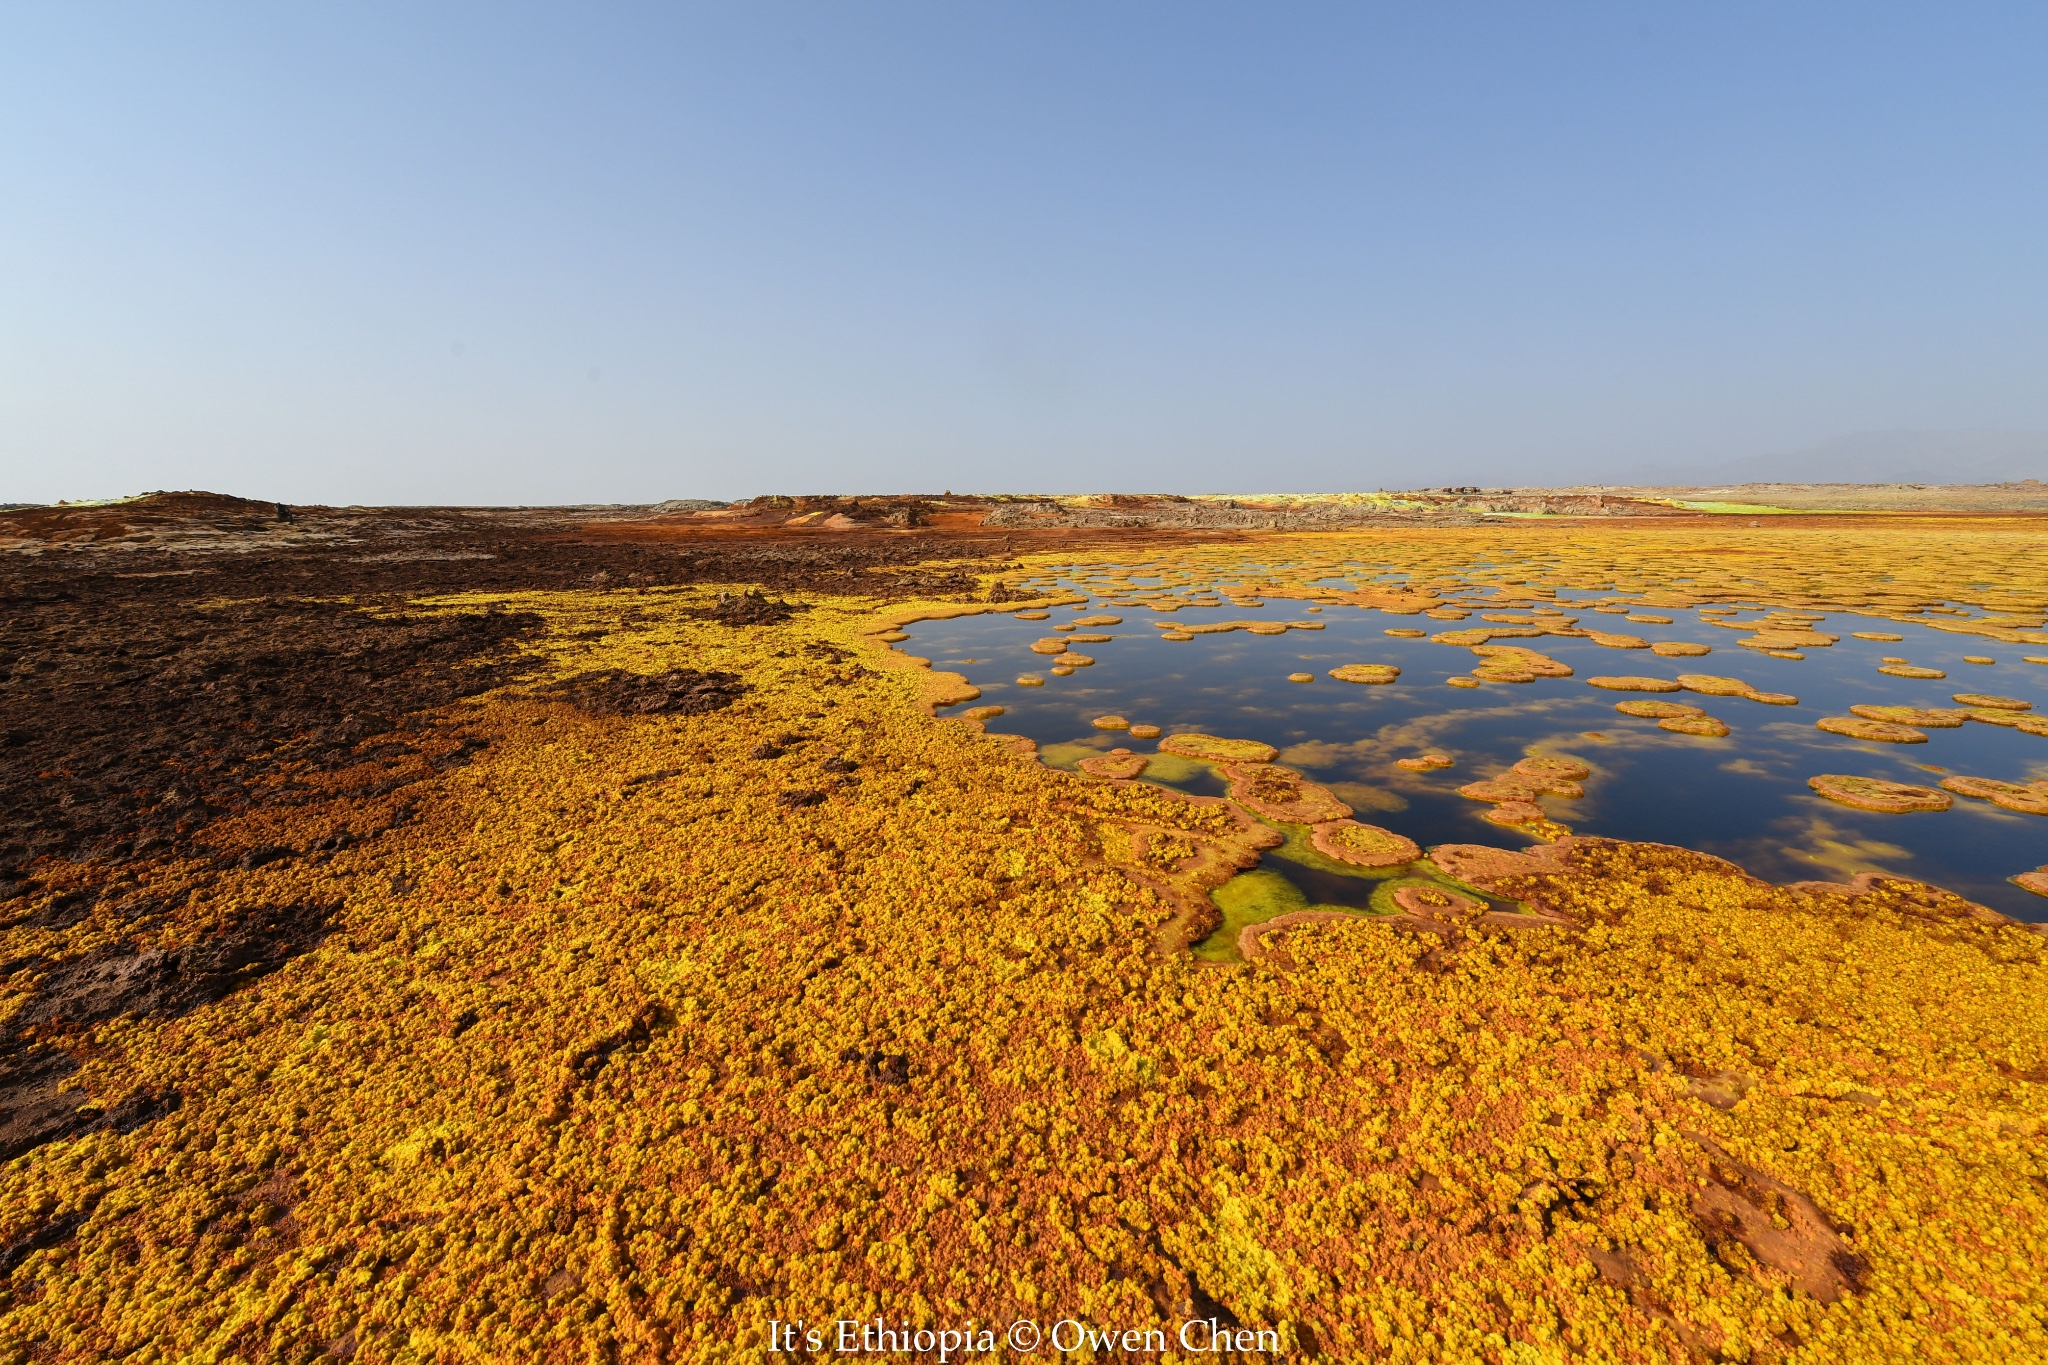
left=5, top=507, right=2048, bottom=1363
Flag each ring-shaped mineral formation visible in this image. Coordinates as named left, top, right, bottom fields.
left=1308, top=820, right=1420, bottom=868
left=1159, top=733, right=1278, bottom=764
left=1808, top=774, right=1952, bottom=812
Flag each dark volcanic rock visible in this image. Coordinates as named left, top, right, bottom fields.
left=0, top=901, right=329, bottom=1159
left=0, top=589, right=540, bottom=871
left=7, top=901, right=335, bottom=1041
left=543, top=668, right=748, bottom=717
left=692, top=589, right=803, bottom=626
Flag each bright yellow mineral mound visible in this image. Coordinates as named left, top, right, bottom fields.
left=1808, top=773, right=1952, bottom=812
left=1078, top=752, right=1150, bottom=780
left=1471, top=644, right=1573, bottom=677
left=1458, top=774, right=1545, bottom=804
left=1850, top=704, right=1964, bottom=728
left=1159, top=733, right=1278, bottom=763
left=1817, top=716, right=1929, bottom=743
left=1739, top=628, right=1838, bottom=651
left=1512, top=755, right=1591, bottom=786
left=1482, top=800, right=1550, bottom=828
left=1939, top=776, right=2048, bottom=816
left=1615, top=699, right=1704, bottom=719
left=1674, top=673, right=1756, bottom=696
left=1223, top=762, right=1354, bottom=824
left=1391, top=882, right=1486, bottom=915
left=1329, top=663, right=1401, bottom=684
left=1309, top=820, right=1420, bottom=867
left=1587, top=676, right=1683, bottom=692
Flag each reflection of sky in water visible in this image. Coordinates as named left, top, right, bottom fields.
left=907, top=578, right=2048, bottom=921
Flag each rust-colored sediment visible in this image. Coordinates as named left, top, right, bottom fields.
left=5, top=498, right=2048, bottom=1363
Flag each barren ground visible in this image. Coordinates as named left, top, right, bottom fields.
left=2, top=491, right=2044, bottom=1363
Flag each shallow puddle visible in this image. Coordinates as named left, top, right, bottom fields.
left=905, top=564, right=2048, bottom=924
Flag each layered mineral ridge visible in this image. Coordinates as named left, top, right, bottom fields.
left=2, top=492, right=2046, bottom=1362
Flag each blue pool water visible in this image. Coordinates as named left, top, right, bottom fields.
left=903, top=579, right=2048, bottom=922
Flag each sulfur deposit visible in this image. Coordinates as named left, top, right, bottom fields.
left=6, top=503, right=2048, bottom=1364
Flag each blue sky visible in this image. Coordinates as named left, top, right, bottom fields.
left=3, top=3, right=2045, bottom=503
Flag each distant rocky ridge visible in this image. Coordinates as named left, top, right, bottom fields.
left=11, top=479, right=2048, bottom=560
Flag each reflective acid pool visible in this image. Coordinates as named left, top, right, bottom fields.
left=901, top=570, right=2048, bottom=927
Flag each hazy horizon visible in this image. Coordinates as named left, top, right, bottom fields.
left=6, top=4, right=2047, bottom=504
left=17, top=425, right=2048, bottom=509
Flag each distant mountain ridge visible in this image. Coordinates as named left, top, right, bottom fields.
left=1624, top=429, right=2048, bottom=487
